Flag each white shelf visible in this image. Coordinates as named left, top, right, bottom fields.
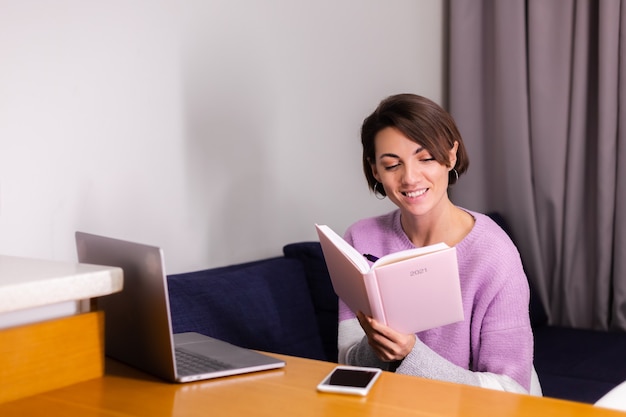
left=0, top=255, right=123, bottom=327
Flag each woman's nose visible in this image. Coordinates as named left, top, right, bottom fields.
left=401, top=162, right=421, bottom=184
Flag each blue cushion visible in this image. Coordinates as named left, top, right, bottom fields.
left=167, top=257, right=327, bottom=361
left=536, top=374, right=617, bottom=404
left=534, top=325, right=626, bottom=402
left=283, top=242, right=338, bottom=362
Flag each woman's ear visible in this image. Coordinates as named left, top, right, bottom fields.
left=448, top=141, right=459, bottom=168
left=369, top=159, right=381, bottom=182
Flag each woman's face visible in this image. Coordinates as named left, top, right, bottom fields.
left=370, top=127, right=457, bottom=218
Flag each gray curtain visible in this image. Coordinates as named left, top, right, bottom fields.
left=447, top=0, right=626, bottom=330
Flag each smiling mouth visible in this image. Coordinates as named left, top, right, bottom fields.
left=403, top=189, right=427, bottom=198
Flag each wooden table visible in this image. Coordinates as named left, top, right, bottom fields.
left=0, top=354, right=623, bottom=416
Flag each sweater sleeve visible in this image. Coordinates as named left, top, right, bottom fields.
left=338, top=317, right=530, bottom=394
left=338, top=318, right=390, bottom=370
left=397, top=336, right=528, bottom=393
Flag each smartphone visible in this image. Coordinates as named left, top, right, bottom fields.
left=316, top=365, right=382, bottom=396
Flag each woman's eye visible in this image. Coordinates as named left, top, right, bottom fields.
left=384, top=164, right=400, bottom=171
left=416, top=150, right=435, bottom=162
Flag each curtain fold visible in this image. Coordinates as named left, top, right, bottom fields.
left=447, top=0, right=626, bottom=330
left=612, top=2, right=626, bottom=330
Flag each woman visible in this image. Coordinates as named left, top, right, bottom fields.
left=338, top=93, right=541, bottom=395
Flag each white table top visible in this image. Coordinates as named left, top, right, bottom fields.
left=595, top=380, right=626, bottom=412
left=0, top=255, right=123, bottom=314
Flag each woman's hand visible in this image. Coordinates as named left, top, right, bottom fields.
left=356, top=311, right=416, bottom=362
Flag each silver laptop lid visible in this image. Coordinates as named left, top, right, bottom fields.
left=76, top=231, right=177, bottom=381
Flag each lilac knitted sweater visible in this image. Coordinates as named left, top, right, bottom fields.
left=338, top=209, right=534, bottom=391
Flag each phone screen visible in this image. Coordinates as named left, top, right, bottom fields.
left=317, top=366, right=382, bottom=395
left=327, top=368, right=378, bottom=387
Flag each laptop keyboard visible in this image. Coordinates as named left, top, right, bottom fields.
left=175, top=348, right=234, bottom=375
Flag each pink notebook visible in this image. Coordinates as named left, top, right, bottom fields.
left=316, top=224, right=464, bottom=334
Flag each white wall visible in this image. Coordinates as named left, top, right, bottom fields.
left=0, top=0, right=444, bottom=274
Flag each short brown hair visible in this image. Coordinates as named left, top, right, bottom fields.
left=361, top=94, right=469, bottom=196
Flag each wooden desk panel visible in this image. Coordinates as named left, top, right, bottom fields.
left=0, top=311, right=104, bottom=404
left=0, top=354, right=623, bottom=416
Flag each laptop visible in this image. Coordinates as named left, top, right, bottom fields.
left=75, top=231, right=285, bottom=383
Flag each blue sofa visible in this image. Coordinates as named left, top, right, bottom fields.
left=168, top=242, right=339, bottom=363
left=487, top=213, right=626, bottom=404
left=167, top=238, right=626, bottom=404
